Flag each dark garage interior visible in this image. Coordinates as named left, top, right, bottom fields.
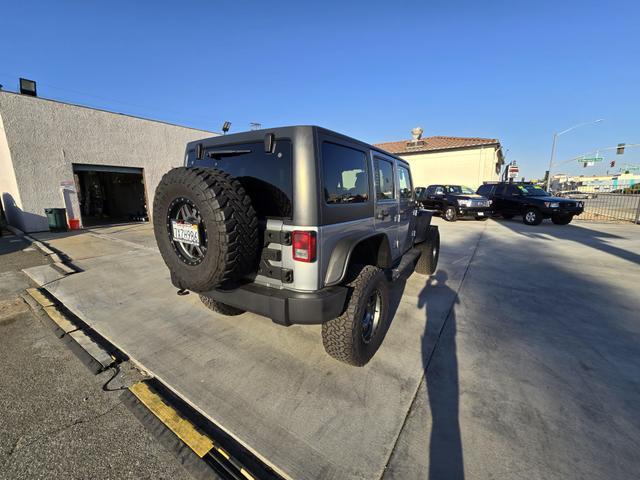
left=73, top=165, right=148, bottom=227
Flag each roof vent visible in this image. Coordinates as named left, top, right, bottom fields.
left=411, top=126, right=423, bottom=141
left=406, top=126, right=425, bottom=149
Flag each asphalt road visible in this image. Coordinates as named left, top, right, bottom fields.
left=0, top=230, right=193, bottom=480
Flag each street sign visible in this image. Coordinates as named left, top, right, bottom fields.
left=577, top=157, right=603, bottom=163
left=507, top=165, right=519, bottom=178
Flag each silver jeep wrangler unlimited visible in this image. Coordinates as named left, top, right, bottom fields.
left=153, top=126, right=439, bottom=366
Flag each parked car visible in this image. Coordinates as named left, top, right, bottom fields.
left=557, top=190, right=597, bottom=199
left=416, top=184, right=492, bottom=221
left=153, top=126, right=440, bottom=366
left=477, top=182, right=584, bottom=225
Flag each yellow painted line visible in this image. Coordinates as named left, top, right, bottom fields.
left=129, top=382, right=213, bottom=458
left=240, top=468, right=256, bottom=480
left=216, top=447, right=230, bottom=460
left=26, top=288, right=55, bottom=307
left=43, top=305, right=77, bottom=333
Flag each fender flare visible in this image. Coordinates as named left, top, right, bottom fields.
left=324, top=232, right=393, bottom=286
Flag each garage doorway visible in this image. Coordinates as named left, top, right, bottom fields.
left=73, top=164, right=148, bottom=227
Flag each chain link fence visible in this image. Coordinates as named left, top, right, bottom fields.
left=555, top=185, right=640, bottom=223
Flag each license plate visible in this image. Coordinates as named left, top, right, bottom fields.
left=477, top=211, right=484, bottom=216
left=171, top=221, right=200, bottom=246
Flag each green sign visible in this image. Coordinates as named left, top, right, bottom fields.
left=577, top=157, right=603, bottom=163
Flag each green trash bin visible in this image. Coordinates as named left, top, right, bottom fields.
left=44, top=208, right=68, bottom=232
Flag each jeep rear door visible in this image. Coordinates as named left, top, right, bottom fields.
left=373, top=154, right=401, bottom=260
left=397, top=162, right=415, bottom=253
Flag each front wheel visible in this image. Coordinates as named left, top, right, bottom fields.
left=322, top=265, right=390, bottom=366
left=443, top=206, right=457, bottom=222
left=552, top=214, right=573, bottom=225
left=523, top=208, right=543, bottom=225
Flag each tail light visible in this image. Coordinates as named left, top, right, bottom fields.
left=292, top=231, right=316, bottom=262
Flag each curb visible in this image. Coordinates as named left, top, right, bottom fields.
left=8, top=225, right=82, bottom=274
left=23, top=286, right=283, bottom=480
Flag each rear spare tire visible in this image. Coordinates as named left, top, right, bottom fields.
left=153, top=167, right=258, bottom=292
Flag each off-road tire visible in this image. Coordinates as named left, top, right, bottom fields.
left=502, top=213, right=515, bottom=219
left=523, top=208, right=543, bottom=226
left=199, top=295, right=245, bottom=316
left=443, top=206, right=457, bottom=222
left=552, top=214, right=573, bottom=225
left=322, top=265, right=390, bottom=367
left=415, top=226, right=440, bottom=275
left=153, top=167, right=258, bottom=291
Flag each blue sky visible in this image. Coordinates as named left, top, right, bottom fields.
left=1, top=0, right=638, bottom=179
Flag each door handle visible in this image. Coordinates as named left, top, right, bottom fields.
left=377, top=209, right=390, bottom=219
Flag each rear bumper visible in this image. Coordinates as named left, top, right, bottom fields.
left=201, top=283, right=348, bottom=326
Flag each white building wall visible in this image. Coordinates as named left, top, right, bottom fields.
left=399, top=146, right=501, bottom=190
left=0, top=92, right=215, bottom=232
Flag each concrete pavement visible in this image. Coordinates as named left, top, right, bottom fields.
left=31, top=222, right=480, bottom=480
left=26, top=219, right=640, bottom=479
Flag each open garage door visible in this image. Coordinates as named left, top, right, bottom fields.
left=73, top=164, right=148, bottom=227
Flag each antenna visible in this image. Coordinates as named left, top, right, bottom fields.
left=250, top=122, right=262, bottom=131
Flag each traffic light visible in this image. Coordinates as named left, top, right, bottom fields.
left=610, top=160, right=616, bottom=168
left=617, top=143, right=625, bottom=155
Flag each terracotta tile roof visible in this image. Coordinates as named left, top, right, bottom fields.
left=374, top=136, right=499, bottom=154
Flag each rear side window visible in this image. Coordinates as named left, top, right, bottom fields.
left=374, top=158, right=395, bottom=200
left=477, top=184, right=494, bottom=196
left=322, top=142, right=369, bottom=204
left=397, top=165, right=412, bottom=200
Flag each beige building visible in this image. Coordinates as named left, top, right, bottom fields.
left=375, top=128, right=504, bottom=189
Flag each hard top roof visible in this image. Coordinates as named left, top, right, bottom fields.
left=190, top=125, right=407, bottom=163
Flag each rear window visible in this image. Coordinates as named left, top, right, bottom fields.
left=322, top=142, right=369, bottom=204
left=192, top=140, right=293, bottom=219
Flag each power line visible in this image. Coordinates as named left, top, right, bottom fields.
left=0, top=71, right=223, bottom=128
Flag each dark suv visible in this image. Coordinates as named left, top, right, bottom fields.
left=477, top=182, right=584, bottom=225
left=416, top=185, right=492, bottom=221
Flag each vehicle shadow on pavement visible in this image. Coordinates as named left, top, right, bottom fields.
left=418, top=270, right=464, bottom=480
left=496, top=219, right=640, bottom=265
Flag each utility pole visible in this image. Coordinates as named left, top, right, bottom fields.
left=546, top=119, right=604, bottom=191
